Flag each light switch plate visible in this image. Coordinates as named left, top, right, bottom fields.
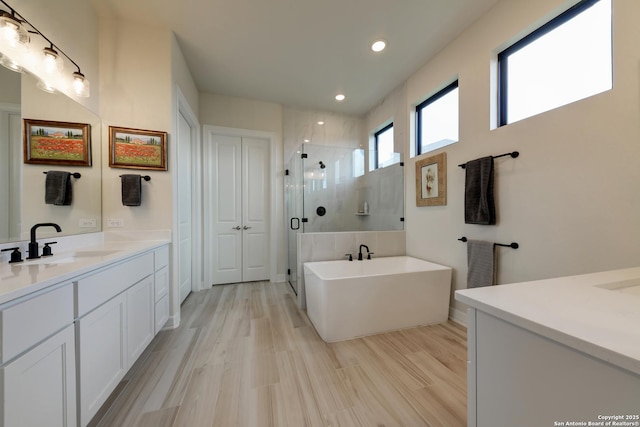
left=79, top=218, right=97, bottom=228
left=106, top=218, right=124, bottom=228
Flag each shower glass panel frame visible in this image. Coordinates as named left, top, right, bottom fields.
left=285, top=143, right=404, bottom=293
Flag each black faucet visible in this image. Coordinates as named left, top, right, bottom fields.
left=27, top=223, right=62, bottom=259
left=358, top=244, right=369, bottom=261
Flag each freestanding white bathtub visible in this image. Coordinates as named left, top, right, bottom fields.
left=304, top=256, right=452, bottom=342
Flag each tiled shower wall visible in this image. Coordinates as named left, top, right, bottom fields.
left=296, top=230, right=406, bottom=308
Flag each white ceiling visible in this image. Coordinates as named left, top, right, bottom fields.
left=97, top=0, right=499, bottom=116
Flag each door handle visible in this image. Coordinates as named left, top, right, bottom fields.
left=290, top=217, right=300, bottom=230
left=243, top=226, right=252, bottom=230
left=232, top=226, right=241, bottom=230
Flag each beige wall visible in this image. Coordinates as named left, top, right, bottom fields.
left=372, top=0, right=640, bottom=317
left=17, top=0, right=100, bottom=114
left=99, top=18, right=174, bottom=233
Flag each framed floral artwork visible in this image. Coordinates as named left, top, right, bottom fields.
left=109, top=126, right=167, bottom=171
left=24, top=119, right=91, bottom=166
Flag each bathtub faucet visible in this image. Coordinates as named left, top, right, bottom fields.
left=358, top=244, right=373, bottom=260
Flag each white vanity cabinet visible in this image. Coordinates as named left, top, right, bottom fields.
left=0, top=241, right=170, bottom=427
left=153, top=245, right=170, bottom=333
left=0, top=284, right=76, bottom=427
left=75, top=251, right=156, bottom=426
left=466, top=308, right=640, bottom=427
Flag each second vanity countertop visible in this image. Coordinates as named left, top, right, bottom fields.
left=0, top=239, right=170, bottom=306
left=455, top=266, right=640, bottom=376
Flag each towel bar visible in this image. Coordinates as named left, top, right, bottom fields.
left=119, top=175, right=151, bottom=181
left=458, top=151, right=519, bottom=169
left=458, top=236, right=519, bottom=249
left=43, top=171, right=81, bottom=179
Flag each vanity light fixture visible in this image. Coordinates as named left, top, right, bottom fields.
left=0, top=51, right=21, bottom=71
left=0, top=0, right=91, bottom=97
left=36, top=78, right=57, bottom=94
left=335, top=93, right=346, bottom=101
left=0, top=9, right=28, bottom=48
left=42, top=44, right=63, bottom=74
left=371, top=40, right=386, bottom=52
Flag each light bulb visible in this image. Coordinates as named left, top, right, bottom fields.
left=371, top=40, right=386, bottom=52
left=72, top=71, right=90, bottom=97
left=1, top=21, right=18, bottom=45
left=0, top=12, right=29, bottom=48
left=42, top=46, right=63, bottom=74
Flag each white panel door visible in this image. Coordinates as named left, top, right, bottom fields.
left=242, top=137, right=269, bottom=281
left=177, top=110, right=193, bottom=303
left=207, top=132, right=269, bottom=285
left=211, top=134, right=243, bottom=284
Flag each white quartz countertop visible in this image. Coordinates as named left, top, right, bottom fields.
left=0, top=239, right=169, bottom=306
left=455, top=267, right=640, bottom=376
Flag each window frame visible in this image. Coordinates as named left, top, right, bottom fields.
left=415, top=80, right=459, bottom=156
left=497, top=0, right=605, bottom=126
left=374, top=122, right=394, bottom=170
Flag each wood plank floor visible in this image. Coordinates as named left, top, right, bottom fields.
left=91, top=281, right=467, bottom=427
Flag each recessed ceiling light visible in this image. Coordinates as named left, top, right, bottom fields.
left=317, top=121, right=325, bottom=125
left=303, top=139, right=310, bottom=143
left=335, top=93, right=346, bottom=101
left=371, top=40, right=386, bottom=52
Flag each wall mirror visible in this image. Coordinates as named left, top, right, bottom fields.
left=0, top=68, right=102, bottom=243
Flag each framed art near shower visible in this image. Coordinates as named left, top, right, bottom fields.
left=415, top=152, right=446, bottom=206
left=109, top=126, right=168, bottom=171
left=23, top=119, right=91, bottom=166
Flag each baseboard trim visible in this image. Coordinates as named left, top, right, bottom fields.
left=449, top=306, right=467, bottom=327
left=162, top=314, right=180, bottom=330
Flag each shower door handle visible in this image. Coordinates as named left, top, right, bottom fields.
left=290, top=217, right=300, bottom=230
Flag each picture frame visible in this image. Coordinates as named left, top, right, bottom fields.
left=24, top=119, right=91, bottom=166
left=415, top=152, right=446, bottom=206
left=109, top=126, right=167, bottom=171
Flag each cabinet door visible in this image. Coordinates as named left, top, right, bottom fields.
left=78, top=293, right=127, bottom=426
left=127, top=276, right=154, bottom=363
left=2, top=325, right=76, bottom=427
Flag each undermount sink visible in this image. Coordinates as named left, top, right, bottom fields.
left=25, top=249, right=120, bottom=266
left=596, top=279, right=640, bottom=297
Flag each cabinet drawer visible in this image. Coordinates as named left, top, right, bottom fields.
left=76, top=252, right=154, bottom=317
left=0, top=284, right=74, bottom=363
left=154, top=266, right=169, bottom=302
left=154, top=245, right=169, bottom=271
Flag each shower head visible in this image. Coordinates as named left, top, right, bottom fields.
left=319, top=161, right=325, bottom=169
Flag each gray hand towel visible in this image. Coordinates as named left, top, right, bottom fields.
left=464, top=156, right=495, bottom=225
left=467, top=239, right=495, bottom=288
left=45, top=171, right=72, bottom=206
left=121, top=174, right=142, bottom=206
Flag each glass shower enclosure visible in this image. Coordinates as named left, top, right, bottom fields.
left=285, top=143, right=404, bottom=294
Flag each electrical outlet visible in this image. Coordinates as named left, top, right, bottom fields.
left=106, top=218, right=124, bottom=228
left=79, top=218, right=97, bottom=228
